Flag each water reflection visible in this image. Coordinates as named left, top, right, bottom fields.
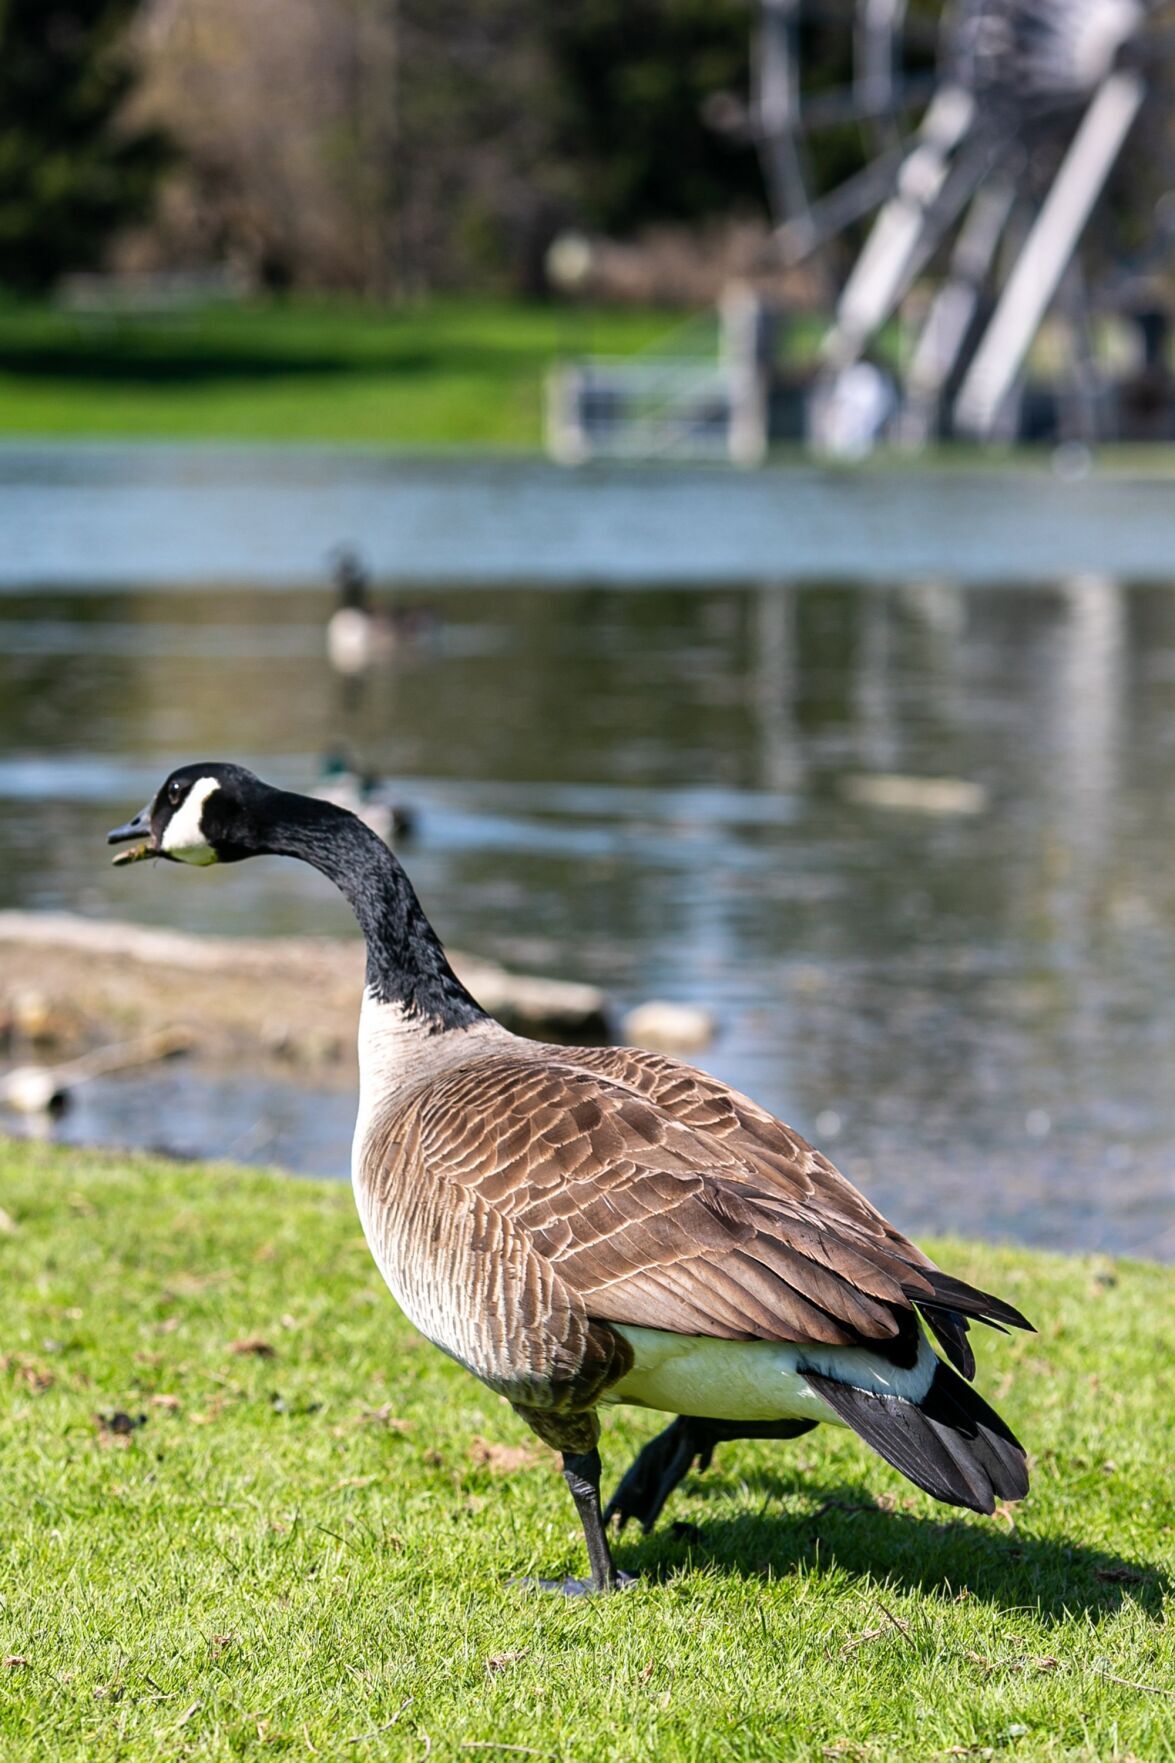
left=1, top=571, right=1172, bottom=1260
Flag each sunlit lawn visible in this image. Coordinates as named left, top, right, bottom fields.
left=0, top=300, right=689, bottom=448
left=0, top=1137, right=1171, bottom=1761
left=2, top=300, right=1172, bottom=472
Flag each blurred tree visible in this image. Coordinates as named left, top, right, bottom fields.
left=547, top=0, right=759, bottom=234
left=136, top=0, right=572, bottom=295
left=133, top=0, right=774, bottom=295
left=0, top=0, right=171, bottom=291
left=396, top=0, right=576, bottom=295
left=133, top=0, right=390, bottom=292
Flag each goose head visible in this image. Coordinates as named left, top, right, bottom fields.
left=331, top=547, right=370, bottom=615
left=109, top=760, right=480, bottom=1024
left=107, top=762, right=271, bottom=868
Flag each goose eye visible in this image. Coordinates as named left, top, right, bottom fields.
left=167, top=779, right=186, bottom=807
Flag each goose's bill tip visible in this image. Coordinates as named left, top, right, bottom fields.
left=107, top=803, right=155, bottom=855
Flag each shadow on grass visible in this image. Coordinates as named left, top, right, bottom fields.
left=611, top=1474, right=1168, bottom=1623
left=0, top=341, right=427, bottom=384
left=0, top=337, right=556, bottom=385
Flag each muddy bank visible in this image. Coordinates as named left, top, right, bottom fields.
left=0, top=912, right=611, bottom=1086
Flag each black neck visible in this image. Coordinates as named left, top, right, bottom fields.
left=258, top=792, right=485, bottom=1031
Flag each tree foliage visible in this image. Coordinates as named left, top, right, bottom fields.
left=136, top=0, right=767, bottom=295
left=547, top=0, right=758, bottom=234
left=0, top=0, right=170, bottom=292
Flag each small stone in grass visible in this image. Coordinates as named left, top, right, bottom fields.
left=229, top=1338, right=277, bottom=1358
left=3, top=1656, right=29, bottom=1670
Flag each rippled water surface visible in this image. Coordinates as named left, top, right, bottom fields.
left=1, top=451, right=1173, bottom=1260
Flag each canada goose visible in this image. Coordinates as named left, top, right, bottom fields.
left=109, top=764, right=1033, bottom=1595
left=326, top=550, right=438, bottom=674
left=312, top=750, right=417, bottom=845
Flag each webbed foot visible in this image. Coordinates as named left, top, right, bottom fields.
left=512, top=1571, right=639, bottom=1597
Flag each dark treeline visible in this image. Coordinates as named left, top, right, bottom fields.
left=3, top=0, right=776, bottom=295
left=141, top=0, right=770, bottom=296
left=0, top=0, right=171, bottom=293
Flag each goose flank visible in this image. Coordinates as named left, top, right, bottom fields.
left=109, top=762, right=1033, bottom=1595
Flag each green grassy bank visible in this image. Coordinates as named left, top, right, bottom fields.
left=0, top=1137, right=1170, bottom=1761
left=1, top=301, right=1172, bottom=469
left=0, top=300, right=681, bottom=448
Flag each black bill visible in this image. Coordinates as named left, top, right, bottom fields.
left=107, top=802, right=159, bottom=866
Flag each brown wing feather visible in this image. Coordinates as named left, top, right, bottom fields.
left=550, top=1045, right=1034, bottom=1370
left=398, top=1054, right=929, bottom=1351
left=564, top=1045, right=925, bottom=1246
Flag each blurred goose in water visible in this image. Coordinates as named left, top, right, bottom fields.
left=326, top=549, right=439, bottom=674
left=109, top=763, right=1032, bottom=1595
left=312, top=750, right=417, bottom=845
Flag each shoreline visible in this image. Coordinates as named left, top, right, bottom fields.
left=0, top=910, right=611, bottom=1089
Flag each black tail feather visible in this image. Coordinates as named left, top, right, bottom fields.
left=902, top=1270, right=1033, bottom=1385
left=910, top=1271, right=1034, bottom=1334
left=805, top=1358, right=1028, bottom=1516
left=918, top=1307, right=975, bottom=1379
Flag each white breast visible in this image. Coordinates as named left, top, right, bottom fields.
left=349, top=992, right=513, bottom=1297
left=350, top=991, right=512, bottom=1159
left=328, top=608, right=372, bottom=674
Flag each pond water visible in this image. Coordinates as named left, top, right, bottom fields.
left=1, top=448, right=1173, bottom=1261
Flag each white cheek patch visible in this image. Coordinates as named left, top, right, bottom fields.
left=161, top=776, right=222, bottom=866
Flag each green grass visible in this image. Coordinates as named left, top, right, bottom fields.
left=0, top=299, right=689, bottom=448
left=0, top=1138, right=1170, bottom=1762
left=1, top=300, right=1172, bottom=471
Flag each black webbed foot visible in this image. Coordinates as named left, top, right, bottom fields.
left=605, top=1416, right=818, bottom=1534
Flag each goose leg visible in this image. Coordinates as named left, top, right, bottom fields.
left=509, top=1402, right=636, bottom=1595
left=606, top=1416, right=818, bottom=1535
left=560, top=1448, right=635, bottom=1594
left=520, top=1448, right=637, bottom=1596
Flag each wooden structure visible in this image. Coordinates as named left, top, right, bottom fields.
left=748, top=0, right=1174, bottom=448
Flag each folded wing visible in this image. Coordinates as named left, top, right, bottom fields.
left=397, top=1051, right=1030, bottom=1372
